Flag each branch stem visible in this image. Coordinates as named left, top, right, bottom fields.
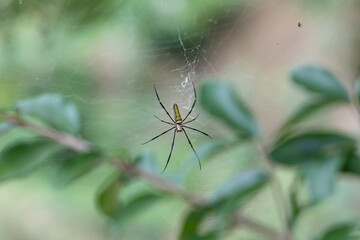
left=6, top=115, right=91, bottom=153
left=255, top=141, right=293, bottom=240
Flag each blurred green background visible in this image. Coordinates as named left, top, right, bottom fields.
left=1, top=0, right=360, bottom=239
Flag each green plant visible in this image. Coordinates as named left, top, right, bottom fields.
left=0, top=64, right=359, bottom=239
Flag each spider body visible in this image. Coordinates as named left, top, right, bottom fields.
left=142, top=82, right=211, bottom=173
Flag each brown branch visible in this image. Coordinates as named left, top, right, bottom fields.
left=109, top=159, right=204, bottom=206
left=6, top=115, right=91, bottom=153
left=6, top=114, right=287, bottom=240
left=6, top=114, right=203, bottom=205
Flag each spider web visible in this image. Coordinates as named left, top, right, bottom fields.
left=0, top=0, right=359, bottom=239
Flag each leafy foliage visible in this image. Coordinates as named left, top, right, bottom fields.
left=97, top=174, right=123, bottom=218
left=0, top=65, right=359, bottom=240
left=179, top=170, right=267, bottom=239
left=271, top=132, right=355, bottom=166
left=97, top=172, right=162, bottom=225
left=201, top=82, right=258, bottom=137
left=291, top=65, right=349, bottom=101
left=209, top=170, right=267, bottom=206
left=281, top=98, right=337, bottom=130
left=301, top=154, right=343, bottom=203
left=0, top=139, right=61, bottom=181
left=313, top=222, right=360, bottom=240
left=15, top=94, right=81, bottom=134
left=54, top=150, right=102, bottom=187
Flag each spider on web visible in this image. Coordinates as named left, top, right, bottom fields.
left=142, top=82, right=212, bottom=173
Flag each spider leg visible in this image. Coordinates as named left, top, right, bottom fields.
left=154, top=115, right=173, bottom=125
left=183, top=126, right=212, bottom=139
left=182, top=113, right=199, bottom=124
left=162, top=129, right=177, bottom=173
left=153, top=84, right=175, bottom=123
left=183, top=128, right=201, bottom=170
left=182, top=82, right=197, bottom=122
left=142, top=127, right=175, bottom=145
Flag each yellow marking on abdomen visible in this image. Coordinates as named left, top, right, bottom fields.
left=173, top=104, right=182, bottom=123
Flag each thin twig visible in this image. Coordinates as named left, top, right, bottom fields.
left=6, top=115, right=91, bottom=153
left=109, top=159, right=204, bottom=206
left=254, top=141, right=293, bottom=240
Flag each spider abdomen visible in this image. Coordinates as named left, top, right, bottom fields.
left=173, top=104, right=182, bottom=123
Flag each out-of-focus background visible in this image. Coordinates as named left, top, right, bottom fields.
left=0, top=0, right=360, bottom=239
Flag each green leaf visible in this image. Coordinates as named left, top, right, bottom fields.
left=291, top=65, right=349, bottom=101
left=115, top=193, right=162, bottom=226
left=0, top=139, right=60, bottom=181
left=301, top=154, right=343, bottom=204
left=179, top=206, right=216, bottom=240
left=210, top=170, right=267, bottom=206
left=288, top=175, right=304, bottom=228
left=342, top=150, right=360, bottom=175
left=188, top=138, right=238, bottom=161
left=314, top=222, right=359, bottom=240
left=97, top=174, right=122, bottom=218
left=97, top=173, right=161, bottom=222
left=180, top=170, right=266, bottom=240
left=54, top=151, right=102, bottom=187
left=133, top=151, right=159, bottom=174
left=0, top=122, right=14, bottom=134
left=271, top=132, right=355, bottom=166
left=15, top=94, right=81, bottom=134
left=176, top=139, right=238, bottom=182
left=289, top=188, right=301, bottom=227
left=201, top=82, right=258, bottom=137
left=281, top=98, right=336, bottom=130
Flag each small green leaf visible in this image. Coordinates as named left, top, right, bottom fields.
left=97, top=172, right=161, bottom=222
left=201, top=82, right=258, bottom=137
left=115, top=193, right=161, bottom=226
left=301, top=154, right=343, bottom=204
left=54, top=151, right=102, bottom=187
left=281, top=98, right=336, bottom=130
left=0, top=139, right=60, bottom=181
left=271, top=132, right=355, bottom=166
left=289, top=188, right=301, bottom=227
left=179, top=206, right=216, bottom=240
left=291, top=65, right=349, bottom=101
left=15, top=94, right=81, bottom=134
left=97, top=174, right=122, bottom=218
left=342, top=149, right=360, bottom=176
left=210, top=170, right=267, bottom=206
left=314, top=222, right=359, bottom=240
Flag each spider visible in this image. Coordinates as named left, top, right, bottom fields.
left=142, top=82, right=212, bottom=173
